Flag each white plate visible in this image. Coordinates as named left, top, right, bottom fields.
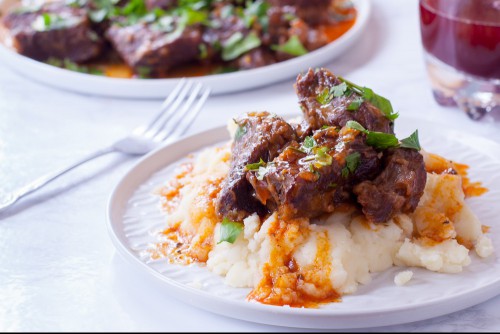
left=106, top=116, right=500, bottom=329
left=0, top=0, right=369, bottom=98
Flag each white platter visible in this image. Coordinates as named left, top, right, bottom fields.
left=106, top=116, right=500, bottom=329
left=0, top=0, right=370, bottom=98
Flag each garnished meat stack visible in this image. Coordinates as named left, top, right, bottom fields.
left=217, top=68, right=427, bottom=223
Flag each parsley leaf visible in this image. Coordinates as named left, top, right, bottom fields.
left=218, top=218, right=243, bottom=244
left=316, top=88, right=331, bottom=105
left=347, top=96, right=364, bottom=111
left=32, top=13, right=79, bottom=31
left=366, top=132, right=399, bottom=149
left=222, top=32, right=261, bottom=61
left=346, top=120, right=420, bottom=151
left=345, top=120, right=366, bottom=132
left=246, top=158, right=266, bottom=171
left=331, top=82, right=348, bottom=98
left=313, top=146, right=333, bottom=166
left=301, top=136, right=317, bottom=153
left=316, top=82, right=348, bottom=105
left=342, top=152, right=361, bottom=178
left=271, top=35, right=308, bottom=56
left=243, top=0, right=269, bottom=28
left=256, top=162, right=275, bottom=180
left=339, top=77, right=399, bottom=121
left=400, top=130, right=421, bottom=150
left=234, top=122, right=247, bottom=140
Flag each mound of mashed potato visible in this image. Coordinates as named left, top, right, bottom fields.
left=151, top=143, right=494, bottom=307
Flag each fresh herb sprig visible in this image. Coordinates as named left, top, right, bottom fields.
left=316, top=82, right=348, bottom=105
left=341, top=152, right=360, bottom=178
left=346, top=120, right=421, bottom=151
left=222, top=32, right=261, bottom=61
left=218, top=218, right=243, bottom=244
left=339, top=77, right=399, bottom=121
left=245, top=159, right=274, bottom=180
left=271, top=35, right=308, bottom=57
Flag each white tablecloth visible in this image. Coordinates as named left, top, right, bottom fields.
left=1, top=0, right=499, bottom=331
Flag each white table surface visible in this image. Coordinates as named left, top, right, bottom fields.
left=1, top=0, right=499, bottom=331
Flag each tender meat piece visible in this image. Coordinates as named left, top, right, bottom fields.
left=264, top=5, right=296, bottom=46
left=105, top=22, right=201, bottom=77
left=248, top=126, right=381, bottom=219
left=201, top=5, right=249, bottom=63
left=145, top=0, right=177, bottom=11
left=296, top=68, right=394, bottom=134
left=2, top=2, right=102, bottom=62
left=268, top=0, right=331, bottom=25
left=234, top=47, right=276, bottom=70
left=216, top=112, right=296, bottom=221
left=266, top=7, right=328, bottom=62
left=289, top=118, right=312, bottom=141
left=353, top=148, right=427, bottom=223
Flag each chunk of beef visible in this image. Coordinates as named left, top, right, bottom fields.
left=233, top=47, right=276, bottom=70
left=353, top=148, right=427, bottom=223
left=296, top=68, right=394, bottom=133
left=201, top=5, right=249, bottom=63
left=268, top=0, right=331, bottom=25
left=2, top=2, right=102, bottom=62
left=105, top=22, right=201, bottom=77
left=216, top=112, right=296, bottom=221
left=248, top=126, right=381, bottom=219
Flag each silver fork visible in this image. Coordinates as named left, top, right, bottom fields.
left=0, top=79, right=210, bottom=213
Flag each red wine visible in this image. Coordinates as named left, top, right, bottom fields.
left=420, top=0, right=500, bottom=80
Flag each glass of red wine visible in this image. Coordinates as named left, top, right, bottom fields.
left=419, top=0, right=500, bottom=120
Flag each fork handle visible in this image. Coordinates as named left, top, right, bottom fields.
left=0, top=146, right=116, bottom=212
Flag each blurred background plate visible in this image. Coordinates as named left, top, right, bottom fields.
left=0, top=0, right=370, bottom=98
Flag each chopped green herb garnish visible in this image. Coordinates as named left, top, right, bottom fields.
left=256, top=162, right=275, bottom=180
left=400, top=130, right=421, bottom=151
left=198, top=43, right=208, bottom=59
left=328, top=183, right=338, bottom=188
left=245, top=158, right=266, bottom=171
left=218, top=218, right=243, bottom=244
left=346, top=120, right=420, bottom=151
left=345, top=120, right=366, bottom=132
left=220, top=4, right=234, bottom=19
left=316, top=88, right=331, bottom=105
left=331, top=82, right=348, bottom=98
left=234, top=122, right=247, bottom=140
left=347, top=96, right=364, bottom=111
left=283, top=12, right=296, bottom=21
left=301, top=136, right=317, bottom=153
left=136, top=66, right=151, bottom=78
left=342, top=152, right=360, bottom=178
left=316, top=82, right=348, bottom=105
left=243, top=0, right=269, bottom=28
left=222, top=32, right=261, bottom=61
left=32, top=13, right=79, bottom=31
left=89, top=8, right=108, bottom=22
left=339, top=77, right=399, bottom=121
left=366, top=132, right=399, bottom=149
left=271, top=35, right=308, bottom=57
left=313, top=146, right=333, bottom=166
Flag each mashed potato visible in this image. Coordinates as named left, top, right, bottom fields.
left=153, top=144, right=494, bottom=307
